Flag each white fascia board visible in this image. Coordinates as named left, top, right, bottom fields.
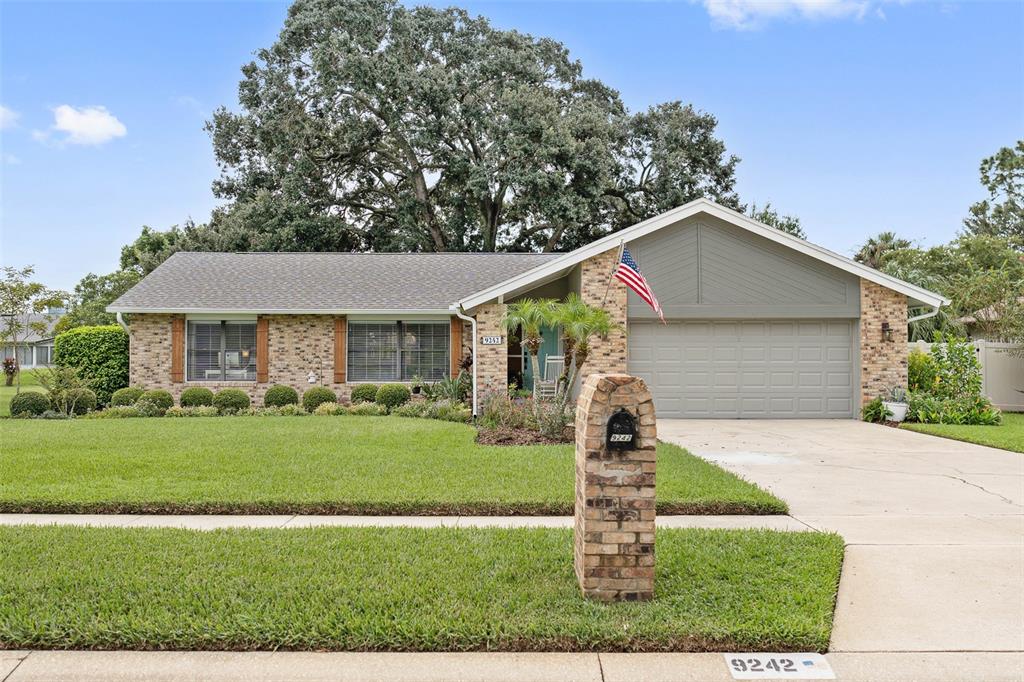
left=455, top=198, right=950, bottom=310
left=106, top=307, right=455, bottom=316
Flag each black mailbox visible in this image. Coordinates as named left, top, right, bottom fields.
left=606, top=409, right=637, bottom=450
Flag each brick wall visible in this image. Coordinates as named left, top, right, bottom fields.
left=860, top=279, right=909, bottom=405
left=473, top=303, right=508, bottom=399
left=578, top=248, right=628, bottom=386
left=574, top=374, right=656, bottom=602
left=128, top=313, right=471, bottom=405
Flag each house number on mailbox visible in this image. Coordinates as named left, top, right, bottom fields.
left=606, top=409, right=637, bottom=450
left=480, top=336, right=503, bottom=345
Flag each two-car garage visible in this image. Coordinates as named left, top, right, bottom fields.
left=622, top=213, right=863, bottom=419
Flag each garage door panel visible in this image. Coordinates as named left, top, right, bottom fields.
left=629, top=319, right=855, bottom=419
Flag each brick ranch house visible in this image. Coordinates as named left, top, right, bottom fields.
left=108, top=199, right=948, bottom=419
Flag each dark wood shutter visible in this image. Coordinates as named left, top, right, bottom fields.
left=255, top=317, right=269, bottom=383
left=170, top=317, right=185, bottom=383
left=334, top=317, right=347, bottom=383
left=450, top=317, right=463, bottom=378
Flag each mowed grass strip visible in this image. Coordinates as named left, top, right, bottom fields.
left=0, top=525, right=843, bottom=652
left=0, top=416, right=785, bottom=515
left=902, top=413, right=1024, bottom=453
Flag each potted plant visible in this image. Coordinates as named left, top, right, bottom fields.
left=883, top=386, right=909, bottom=423
left=411, top=375, right=424, bottom=395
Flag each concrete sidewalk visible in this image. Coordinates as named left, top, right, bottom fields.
left=2, top=650, right=1022, bottom=682
left=0, top=513, right=809, bottom=531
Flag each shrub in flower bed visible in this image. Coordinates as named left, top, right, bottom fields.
left=392, top=399, right=471, bottom=423
left=59, top=388, right=97, bottom=416
left=83, top=405, right=144, bottom=419
left=907, top=393, right=1001, bottom=425
left=313, top=402, right=346, bottom=416
left=375, top=384, right=411, bottom=411
left=110, top=387, right=145, bottom=407
left=241, top=404, right=307, bottom=417
left=302, top=387, right=337, bottom=412
left=264, top=385, right=299, bottom=407
left=350, top=384, right=379, bottom=404
left=9, top=391, right=51, bottom=417
left=165, top=406, right=219, bottom=418
left=347, top=402, right=388, bottom=416
left=9, top=392, right=51, bottom=417
left=212, top=389, right=250, bottom=414
left=179, top=387, right=214, bottom=407
left=139, top=390, right=174, bottom=412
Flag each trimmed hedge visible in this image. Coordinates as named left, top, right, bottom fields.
left=302, top=387, right=337, bottom=412
left=139, top=390, right=174, bottom=412
left=264, top=385, right=299, bottom=407
left=10, top=392, right=50, bottom=417
left=376, top=384, right=411, bottom=410
left=53, top=325, right=128, bottom=405
left=61, top=388, right=97, bottom=415
left=110, top=387, right=144, bottom=407
left=179, top=387, right=214, bottom=407
left=350, top=384, right=379, bottom=404
left=213, top=389, right=250, bottom=414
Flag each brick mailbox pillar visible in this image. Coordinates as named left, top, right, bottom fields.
left=574, top=373, right=657, bottom=601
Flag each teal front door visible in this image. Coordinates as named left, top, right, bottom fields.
left=522, top=324, right=560, bottom=390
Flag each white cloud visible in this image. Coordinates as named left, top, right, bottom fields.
left=3, top=154, right=20, bottom=165
left=0, top=105, right=19, bottom=130
left=48, top=104, right=127, bottom=145
left=699, top=0, right=879, bottom=30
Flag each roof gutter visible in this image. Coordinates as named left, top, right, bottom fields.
left=450, top=305, right=478, bottom=417
left=115, top=311, right=129, bottom=332
left=908, top=303, right=942, bottom=324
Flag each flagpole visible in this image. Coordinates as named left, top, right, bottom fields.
left=599, top=239, right=626, bottom=309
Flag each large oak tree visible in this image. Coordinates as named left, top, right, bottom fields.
left=203, top=0, right=739, bottom=254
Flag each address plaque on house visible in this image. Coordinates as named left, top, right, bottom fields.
left=480, top=336, right=503, bottom=345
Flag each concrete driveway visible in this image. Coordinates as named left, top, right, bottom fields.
left=658, top=420, right=1024, bottom=654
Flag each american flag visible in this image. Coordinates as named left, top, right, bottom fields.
left=614, top=247, right=665, bottom=323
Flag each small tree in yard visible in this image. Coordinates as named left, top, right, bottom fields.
left=501, top=299, right=556, bottom=404
left=550, top=293, right=621, bottom=410
left=0, top=266, right=66, bottom=393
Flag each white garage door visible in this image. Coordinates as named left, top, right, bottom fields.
left=628, top=320, right=856, bottom=419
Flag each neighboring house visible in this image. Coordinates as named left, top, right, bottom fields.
left=0, top=311, right=64, bottom=369
left=957, top=296, right=1024, bottom=340
left=107, top=199, right=948, bottom=419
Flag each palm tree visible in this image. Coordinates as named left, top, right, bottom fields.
left=854, top=231, right=913, bottom=269
left=550, top=294, right=620, bottom=410
left=500, top=298, right=556, bottom=402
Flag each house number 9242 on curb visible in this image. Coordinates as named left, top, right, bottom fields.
left=724, top=653, right=834, bottom=679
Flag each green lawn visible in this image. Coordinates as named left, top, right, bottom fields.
left=0, top=416, right=785, bottom=515
left=0, top=370, right=45, bottom=417
left=902, top=413, right=1024, bottom=453
left=0, top=525, right=843, bottom=652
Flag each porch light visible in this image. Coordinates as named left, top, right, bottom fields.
left=881, top=321, right=894, bottom=342
left=307, top=370, right=317, bottom=384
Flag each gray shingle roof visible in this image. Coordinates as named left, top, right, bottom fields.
left=108, top=252, right=561, bottom=313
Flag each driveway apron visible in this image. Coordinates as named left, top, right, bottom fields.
left=657, top=419, right=1024, bottom=653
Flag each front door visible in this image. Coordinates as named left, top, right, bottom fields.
left=521, top=324, right=561, bottom=391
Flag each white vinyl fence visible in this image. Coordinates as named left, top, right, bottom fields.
left=910, top=340, right=1024, bottom=412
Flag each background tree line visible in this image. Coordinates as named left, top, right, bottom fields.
left=43, top=0, right=1020, bottom=346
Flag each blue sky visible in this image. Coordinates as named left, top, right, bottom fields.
left=1, top=0, right=1021, bottom=291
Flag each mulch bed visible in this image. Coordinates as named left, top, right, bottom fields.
left=475, top=427, right=571, bottom=446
